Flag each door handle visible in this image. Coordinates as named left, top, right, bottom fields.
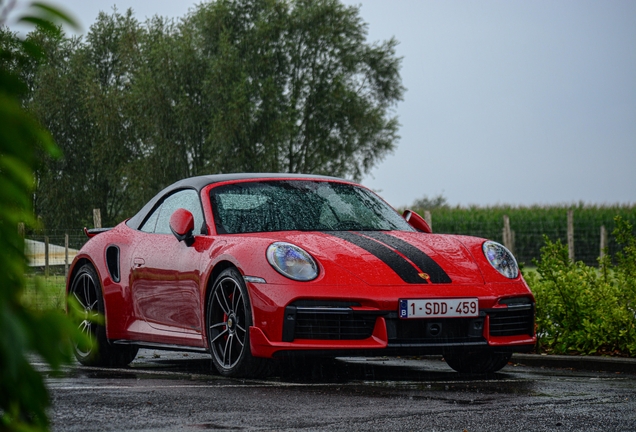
left=133, top=257, right=145, bottom=267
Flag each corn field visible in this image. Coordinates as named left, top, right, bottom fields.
left=420, top=205, right=636, bottom=266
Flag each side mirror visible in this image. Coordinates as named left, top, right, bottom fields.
left=403, top=210, right=432, bottom=233
left=170, top=208, right=195, bottom=246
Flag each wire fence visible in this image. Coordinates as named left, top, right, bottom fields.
left=434, top=225, right=611, bottom=267
left=24, top=214, right=627, bottom=277
left=428, top=210, right=631, bottom=267
left=25, top=229, right=87, bottom=276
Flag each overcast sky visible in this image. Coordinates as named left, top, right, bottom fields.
left=12, top=0, right=636, bottom=208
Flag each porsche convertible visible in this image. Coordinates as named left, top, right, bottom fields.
left=67, top=173, right=535, bottom=377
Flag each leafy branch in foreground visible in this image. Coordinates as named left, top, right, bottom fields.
left=1, top=1, right=83, bottom=430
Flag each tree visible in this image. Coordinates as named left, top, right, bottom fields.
left=186, top=0, right=404, bottom=180
left=0, top=3, right=81, bottom=430
left=26, top=0, right=404, bottom=230
left=132, top=0, right=404, bottom=190
left=29, top=9, right=144, bottom=228
left=412, top=194, right=449, bottom=210
left=130, top=14, right=212, bottom=197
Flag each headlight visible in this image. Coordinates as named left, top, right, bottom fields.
left=266, top=242, right=318, bottom=281
left=482, top=241, right=519, bottom=279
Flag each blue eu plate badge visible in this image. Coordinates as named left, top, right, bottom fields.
left=399, top=299, right=408, bottom=318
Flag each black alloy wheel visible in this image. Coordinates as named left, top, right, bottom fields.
left=69, top=264, right=138, bottom=367
left=207, top=268, right=267, bottom=377
left=70, top=264, right=101, bottom=361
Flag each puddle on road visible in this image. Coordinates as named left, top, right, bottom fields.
left=49, top=357, right=221, bottom=383
left=53, top=353, right=536, bottom=397
left=270, top=357, right=535, bottom=394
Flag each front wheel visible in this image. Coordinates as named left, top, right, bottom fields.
left=69, top=264, right=138, bottom=367
left=443, top=350, right=511, bottom=374
left=207, top=268, right=268, bottom=377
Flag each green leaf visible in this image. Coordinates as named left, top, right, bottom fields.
left=0, top=155, right=35, bottom=190
left=30, top=2, right=79, bottom=29
left=17, top=16, right=60, bottom=34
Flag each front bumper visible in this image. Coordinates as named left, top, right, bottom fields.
left=249, top=303, right=536, bottom=358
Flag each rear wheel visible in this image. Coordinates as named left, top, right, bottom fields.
left=69, top=264, right=138, bottom=367
left=443, top=350, right=511, bottom=374
left=207, top=268, right=267, bottom=377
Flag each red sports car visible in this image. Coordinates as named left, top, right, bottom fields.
left=67, top=173, right=535, bottom=377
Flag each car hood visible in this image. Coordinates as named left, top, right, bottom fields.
left=277, top=231, right=485, bottom=286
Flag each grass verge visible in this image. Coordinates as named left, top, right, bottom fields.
left=23, top=274, right=66, bottom=311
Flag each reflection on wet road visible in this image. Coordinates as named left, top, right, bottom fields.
left=42, top=350, right=636, bottom=431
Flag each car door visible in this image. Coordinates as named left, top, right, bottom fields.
left=130, top=189, right=206, bottom=341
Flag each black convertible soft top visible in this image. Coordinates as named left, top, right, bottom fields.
left=125, top=173, right=346, bottom=231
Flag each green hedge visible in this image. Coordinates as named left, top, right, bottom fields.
left=525, top=217, right=636, bottom=356
left=414, top=205, right=636, bottom=266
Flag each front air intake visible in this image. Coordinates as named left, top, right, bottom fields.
left=282, top=301, right=377, bottom=342
left=488, top=305, right=534, bottom=336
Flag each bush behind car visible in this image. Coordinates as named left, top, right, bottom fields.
left=525, top=217, right=636, bottom=356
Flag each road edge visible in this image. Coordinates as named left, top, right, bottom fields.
left=512, top=353, right=636, bottom=374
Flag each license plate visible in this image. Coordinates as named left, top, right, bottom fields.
left=399, top=298, right=479, bottom=319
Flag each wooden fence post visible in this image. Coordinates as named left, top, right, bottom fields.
left=502, top=215, right=514, bottom=254
left=18, top=222, right=25, bottom=238
left=567, top=210, right=575, bottom=262
left=65, top=233, right=69, bottom=277
left=424, top=211, right=432, bottom=231
left=44, top=235, right=49, bottom=278
left=599, top=225, right=608, bottom=260
left=93, top=208, right=102, bottom=229
left=511, top=230, right=516, bottom=254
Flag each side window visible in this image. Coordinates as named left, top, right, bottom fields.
left=140, top=204, right=161, bottom=233
left=140, top=189, right=205, bottom=235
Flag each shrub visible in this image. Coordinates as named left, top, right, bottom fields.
left=525, top=217, right=636, bottom=356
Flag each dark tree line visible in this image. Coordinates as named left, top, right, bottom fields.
left=1, top=0, right=404, bottom=229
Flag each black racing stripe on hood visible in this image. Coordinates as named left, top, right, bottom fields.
left=361, top=232, right=452, bottom=284
left=326, top=231, right=426, bottom=284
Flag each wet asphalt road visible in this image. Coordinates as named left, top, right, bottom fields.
left=40, top=350, right=636, bottom=432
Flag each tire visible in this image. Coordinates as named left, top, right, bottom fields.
left=443, top=350, right=512, bottom=374
left=207, top=268, right=267, bottom=377
left=69, top=263, right=138, bottom=367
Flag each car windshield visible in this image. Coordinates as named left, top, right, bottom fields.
left=210, top=180, right=414, bottom=234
